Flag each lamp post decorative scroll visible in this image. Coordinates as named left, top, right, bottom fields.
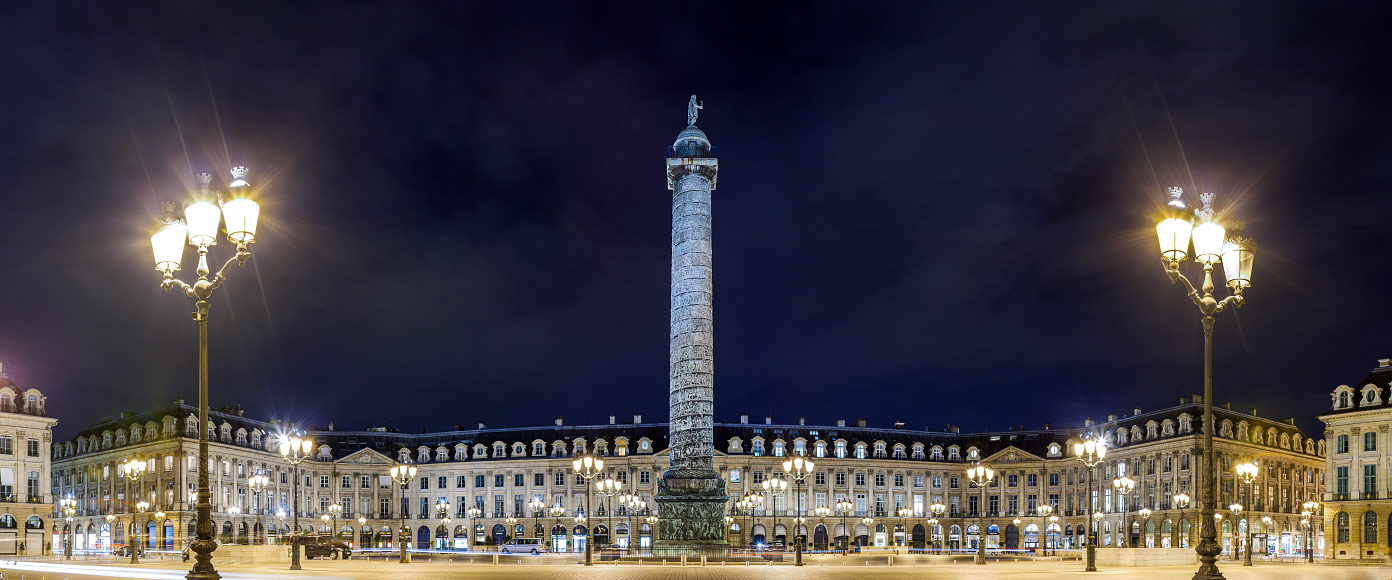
left=150, top=167, right=261, bottom=580
left=1154, top=187, right=1255, bottom=580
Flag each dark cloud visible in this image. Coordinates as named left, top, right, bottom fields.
left=0, top=2, right=1388, bottom=439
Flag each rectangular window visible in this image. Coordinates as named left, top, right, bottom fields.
left=1366, top=432, right=1377, bottom=452
left=1337, top=435, right=1349, bottom=454
left=319, top=475, right=329, bottom=488
left=855, top=473, right=866, bottom=486
left=815, top=472, right=825, bottom=485
left=380, top=497, right=390, bottom=518
left=1365, top=465, right=1377, bottom=495
left=894, top=474, right=904, bottom=487
left=1336, top=466, right=1349, bottom=495
left=342, top=476, right=351, bottom=489
left=641, top=471, right=651, bottom=484
left=494, top=495, right=504, bottom=516
left=556, top=472, right=565, bottom=486
left=476, top=475, right=486, bottom=488
left=855, top=493, right=866, bottom=515
left=494, top=474, right=504, bottom=487
left=835, top=472, right=846, bottom=486
left=362, top=476, right=371, bottom=489
left=419, top=497, right=428, bottom=518
left=26, top=439, right=39, bottom=458
left=1049, top=473, right=1059, bottom=487
left=419, top=477, right=428, bottom=490
left=535, top=473, right=544, bottom=486
left=875, top=474, right=885, bottom=487
left=515, top=473, right=524, bottom=487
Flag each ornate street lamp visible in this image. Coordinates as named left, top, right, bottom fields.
left=59, top=497, right=77, bottom=560
left=594, top=476, right=624, bottom=551
left=1113, top=476, right=1135, bottom=547
left=389, top=462, right=417, bottom=563
left=528, top=497, right=545, bottom=542
left=466, top=505, right=483, bottom=551
left=1036, top=504, right=1053, bottom=555
left=150, top=167, right=261, bottom=580
left=134, top=500, right=151, bottom=563
left=835, top=497, right=853, bottom=555
left=105, top=514, right=116, bottom=552
left=357, top=516, right=367, bottom=549
left=328, top=502, right=343, bottom=541
left=1138, top=508, right=1152, bottom=548
left=247, top=472, right=269, bottom=545
left=275, top=510, right=286, bottom=546
left=548, top=505, right=565, bottom=551
left=1301, top=500, right=1319, bottom=562
left=122, top=459, right=148, bottom=564
left=929, top=501, right=946, bottom=554
left=571, top=453, right=603, bottom=565
left=1235, top=461, right=1258, bottom=566
left=783, top=455, right=814, bottom=565
left=1174, top=493, right=1191, bottom=548
left=897, top=507, right=913, bottom=550
left=860, top=516, right=875, bottom=550
left=761, top=476, right=787, bottom=551
left=1154, top=186, right=1255, bottom=580
left=1071, top=433, right=1106, bottom=571
left=1228, top=503, right=1243, bottom=561
left=278, top=434, right=313, bottom=569
left=965, top=463, right=994, bottom=565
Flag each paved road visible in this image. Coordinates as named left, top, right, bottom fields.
left=1, top=558, right=1386, bottom=580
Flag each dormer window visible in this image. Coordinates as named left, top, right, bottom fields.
left=533, top=442, right=546, bottom=456
left=892, top=445, right=906, bottom=459
left=966, top=447, right=977, bottom=460
left=873, top=442, right=886, bottom=458
left=815, top=442, right=827, bottom=458
left=493, top=443, right=506, bottom=457
left=473, top=444, right=487, bottom=458
left=855, top=443, right=868, bottom=459
left=931, top=446, right=944, bottom=461
left=772, top=441, right=785, bottom=457
left=513, top=443, right=526, bottom=456
left=793, top=440, right=806, bottom=455
left=911, top=444, right=924, bottom=460
left=835, top=441, right=847, bottom=459
left=947, top=447, right=959, bottom=461
left=1047, top=443, right=1061, bottom=457
left=1339, top=391, right=1352, bottom=408
left=752, top=440, right=764, bottom=457
left=436, top=448, right=448, bottom=462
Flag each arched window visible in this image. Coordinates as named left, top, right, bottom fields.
left=814, top=442, right=826, bottom=458
left=1365, top=511, right=1378, bottom=544
left=835, top=441, right=846, bottom=459
left=1336, top=512, right=1350, bottom=543
left=1339, top=391, right=1352, bottom=408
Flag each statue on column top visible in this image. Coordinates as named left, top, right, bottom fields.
left=688, top=95, right=703, bottom=126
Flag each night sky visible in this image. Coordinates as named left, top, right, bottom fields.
left=2, top=2, right=1389, bottom=441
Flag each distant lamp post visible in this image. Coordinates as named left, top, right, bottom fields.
left=784, top=455, right=814, bottom=565
left=275, top=509, right=286, bottom=546
left=1138, top=509, right=1152, bottom=548
left=1154, top=186, right=1255, bottom=580
left=1113, top=476, right=1135, bottom=547
left=1070, top=433, right=1106, bottom=571
left=897, top=507, right=913, bottom=550
left=389, top=462, right=417, bottom=564
left=929, top=501, right=946, bottom=554
left=435, top=500, right=450, bottom=550
left=965, top=463, right=994, bottom=565
left=278, top=434, right=314, bottom=570
left=1174, top=493, right=1191, bottom=548
left=60, top=497, right=77, bottom=560
left=528, top=497, right=545, bottom=542
left=105, top=514, right=116, bottom=552
left=549, top=505, right=565, bottom=551
left=247, top=472, right=269, bottom=545
left=328, top=502, right=343, bottom=541
left=357, top=516, right=367, bottom=548
left=467, top=505, right=483, bottom=551
left=150, top=167, right=261, bottom=580
left=1228, top=503, right=1243, bottom=561
left=761, top=476, right=787, bottom=550
left=861, top=515, right=875, bottom=550
left=835, top=498, right=854, bottom=555
left=122, top=459, right=148, bottom=564
left=594, top=477, right=624, bottom=551
left=571, top=454, right=603, bottom=566
left=134, top=500, right=151, bottom=563
left=1301, top=501, right=1319, bottom=562
left=1036, top=505, right=1053, bottom=555
left=1234, top=461, right=1258, bottom=566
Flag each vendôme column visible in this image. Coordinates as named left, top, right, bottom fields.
left=655, top=96, right=728, bottom=547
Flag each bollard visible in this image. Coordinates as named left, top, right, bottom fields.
left=681, top=555, right=687, bottom=566
left=493, top=554, right=499, bottom=565
left=701, top=554, right=707, bottom=566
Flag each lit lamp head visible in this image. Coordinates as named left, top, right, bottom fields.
left=1190, top=192, right=1226, bottom=266
left=1037, top=505, right=1052, bottom=517
left=221, top=166, right=260, bottom=245
left=1156, top=187, right=1194, bottom=264
left=151, top=201, right=188, bottom=274
left=1174, top=493, right=1190, bottom=509
left=185, top=173, right=222, bottom=249
left=358, top=517, right=366, bottom=525
left=1229, top=503, right=1243, bottom=516
left=1221, top=226, right=1255, bottom=290
left=1138, top=508, right=1152, bottom=519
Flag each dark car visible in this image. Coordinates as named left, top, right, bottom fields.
left=301, top=536, right=352, bottom=560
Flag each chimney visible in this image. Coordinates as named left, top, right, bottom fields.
left=1133, top=408, right=1142, bottom=416
left=1043, top=422, right=1051, bottom=430
left=740, top=415, right=748, bottom=424
left=799, top=417, right=805, bottom=426
left=1085, top=417, right=1094, bottom=427
left=894, top=421, right=905, bottom=430
left=1248, top=408, right=1257, bottom=417
left=479, top=422, right=488, bottom=429
left=1192, top=394, right=1203, bottom=403
left=453, top=424, right=463, bottom=431
left=836, top=419, right=846, bottom=427
left=949, top=425, right=960, bottom=433
left=174, top=398, right=185, bottom=406
left=633, top=415, right=642, bottom=424
left=554, top=417, right=563, bottom=426
left=856, top=418, right=867, bottom=428
left=1380, top=358, right=1390, bottom=367
left=609, top=415, right=616, bottom=425
left=1223, top=402, right=1231, bottom=410
left=327, top=422, right=335, bottom=431
left=1179, top=396, right=1189, bottom=405
left=765, top=416, right=772, bottom=425
left=1107, top=414, right=1117, bottom=422
left=1281, top=417, right=1295, bottom=425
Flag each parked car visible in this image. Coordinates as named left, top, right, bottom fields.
left=301, top=535, right=352, bottom=560
left=500, top=538, right=544, bottom=554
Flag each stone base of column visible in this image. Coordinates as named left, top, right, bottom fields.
left=655, top=465, right=729, bottom=548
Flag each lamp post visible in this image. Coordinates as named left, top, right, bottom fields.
left=1154, top=186, right=1255, bottom=580
left=929, top=501, right=946, bottom=554
left=783, top=455, right=814, bottom=565
left=861, top=517, right=874, bottom=551
left=434, top=501, right=449, bottom=549
left=247, top=473, right=269, bottom=545
left=745, top=492, right=765, bottom=548
left=278, top=434, right=313, bottom=569
left=134, top=501, right=150, bottom=563
left=897, top=507, right=913, bottom=550
left=1174, top=493, right=1191, bottom=549
left=389, top=462, right=417, bottom=564
left=1228, top=503, right=1243, bottom=560
left=328, top=502, right=343, bottom=541
left=228, top=506, right=241, bottom=546
left=357, top=517, right=366, bottom=550
left=1049, top=515, right=1059, bottom=555
left=594, top=476, right=623, bottom=551
left=106, top=514, right=116, bottom=553
left=150, top=167, right=261, bottom=580
left=1070, top=433, right=1106, bottom=572
left=1235, top=461, right=1258, bottom=566
left=60, top=497, right=77, bottom=559
left=761, top=476, right=786, bottom=550
left=1113, top=476, right=1134, bottom=547
left=548, top=505, right=564, bottom=552
left=1141, top=506, right=1152, bottom=548
left=965, top=463, right=993, bottom=565
left=836, top=498, right=853, bottom=555
left=813, top=506, right=831, bottom=551
left=528, top=497, right=545, bottom=543
left=1301, top=500, right=1319, bottom=562
left=1037, top=504, right=1053, bottom=555
left=275, top=510, right=285, bottom=546
left=571, top=453, right=603, bottom=566
left=466, top=505, right=483, bottom=551
left=122, top=458, right=148, bottom=564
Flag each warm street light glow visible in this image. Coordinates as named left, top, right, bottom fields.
left=1190, top=193, right=1226, bottom=265
left=221, top=167, right=260, bottom=244
left=151, top=205, right=188, bottom=273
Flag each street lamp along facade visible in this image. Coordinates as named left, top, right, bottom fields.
left=389, top=462, right=418, bottom=563
left=1071, top=433, right=1106, bottom=572
left=965, top=463, right=993, bottom=565
left=278, top=434, right=314, bottom=570
left=1154, top=187, right=1255, bottom=580
left=571, top=453, right=603, bottom=566
left=151, top=166, right=262, bottom=580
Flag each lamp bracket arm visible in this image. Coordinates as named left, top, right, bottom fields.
left=208, top=247, right=252, bottom=292
left=161, top=276, right=197, bottom=298
left=1215, top=293, right=1245, bottom=313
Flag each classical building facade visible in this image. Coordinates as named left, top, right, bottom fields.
left=51, top=397, right=1323, bottom=556
left=1320, top=357, right=1392, bottom=560
left=0, top=365, right=57, bottom=556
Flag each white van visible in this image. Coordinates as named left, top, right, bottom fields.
left=501, top=538, right=544, bottom=554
